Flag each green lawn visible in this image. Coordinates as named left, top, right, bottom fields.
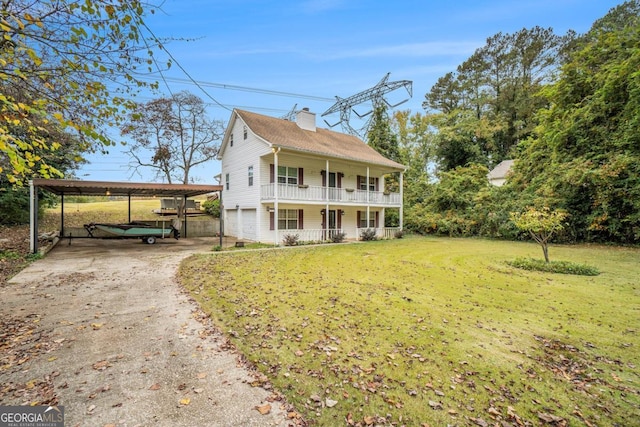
left=179, top=236, right=640, bottom=426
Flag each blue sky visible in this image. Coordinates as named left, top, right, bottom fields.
left=77, top=0, right=624, bottom=183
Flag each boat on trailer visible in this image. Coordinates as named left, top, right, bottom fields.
left=84, top=222, right=180, bottom=244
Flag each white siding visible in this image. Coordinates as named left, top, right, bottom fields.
left=220, top=117, right=271, bottom=211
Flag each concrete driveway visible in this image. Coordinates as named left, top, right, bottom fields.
left=1, top=237, right=293, bottom=426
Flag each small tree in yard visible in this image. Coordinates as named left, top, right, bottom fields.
left=510, top=207, right=568, bottom=263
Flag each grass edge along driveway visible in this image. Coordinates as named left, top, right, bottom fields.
left=179, top=236, right=639, bottom=426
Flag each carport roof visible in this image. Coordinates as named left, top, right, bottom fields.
left=32, top=179, right=222, bottom=198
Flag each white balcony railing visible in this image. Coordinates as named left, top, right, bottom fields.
left=261, top=183, right=401, bottom=206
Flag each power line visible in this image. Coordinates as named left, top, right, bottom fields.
left=133, top=12, right=231, bottom=112
left=135, top=75, right=334, bottom=103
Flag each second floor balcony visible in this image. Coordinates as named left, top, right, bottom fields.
left=261, top=183, right=401, bottom=206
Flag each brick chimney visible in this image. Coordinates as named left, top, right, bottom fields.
left=295, top=107, right=316, bottom=132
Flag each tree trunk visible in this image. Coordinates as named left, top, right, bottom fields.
left=542, top=243, right=549, bottom=263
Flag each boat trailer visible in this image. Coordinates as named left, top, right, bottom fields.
left=84, top=222, right=180, bottom=244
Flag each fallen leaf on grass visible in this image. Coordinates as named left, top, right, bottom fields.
left=428, top=400, right=443, bottom=410
left=325, top=398, right=338, bottom=408
left=470, top=417, right=488, bottom=427
left=363, top=415, right=375, bottom=425
left=90, top=323, right=103, bottom=330
left=149, top=383, right=161, bottom=391
left=197, top=372, right=207, bottom=379
left=487, top=406, right=501, bottom=416
left=538, top=412, right=565, bottom=424
left=179, top=397, right=191, bottom=405
left=255, top=403, right=271, bottom=414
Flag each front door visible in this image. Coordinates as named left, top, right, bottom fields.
left=328, top=209, right=337, bottom=230
left=323, top=209, right=338, bottom=240
left=328, top=172, right=338, bottom=200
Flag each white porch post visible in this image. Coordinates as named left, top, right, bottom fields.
left=366, top=166, right=370, bottom=229
left=273, top=147, right=280, bottom=245
left=325, top=159, right=329, bottom=236
left=399, top=171, right=404, bottom=230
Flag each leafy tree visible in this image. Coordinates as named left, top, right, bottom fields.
left=406, top=164, right=490, bottom=236
left=201, top=198, right=220, bottom=218
left=508, top=0, right=640, bottom=243
left=367, top=103, right=401, bottom=198
left=392, top=110, right=434, bottom=205
left=424, top=27, right=565, bottom=171
left=121, top=91, right=223, bottom=184
left=0, top=0, right=166, bottom=184
left=367, top=104, right=400, bottom=163
left=510, top=207, right=568, bottom=262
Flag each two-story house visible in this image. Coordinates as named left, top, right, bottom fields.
left=218, top=108, right=405, bottom=245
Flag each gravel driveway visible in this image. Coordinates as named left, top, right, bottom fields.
left=1, top=237, right=292, bottom=427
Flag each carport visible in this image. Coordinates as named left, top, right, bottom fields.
left=29, top=179, right=223, bottom=254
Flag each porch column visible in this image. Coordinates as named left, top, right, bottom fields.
left=325, top=159, right=330, bottom=236
left=273, top=147, right=280, bottom=245
left=366, top=166, right=370, bottom=229
left=399, top=171, right=404, bottom=230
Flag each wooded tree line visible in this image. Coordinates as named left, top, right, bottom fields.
left=372, top=1, right=640, bottom=244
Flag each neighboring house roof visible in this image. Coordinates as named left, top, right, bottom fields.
left=221, top=109, right=405, bottom=170
left=488, top=159, right=515, bottom=184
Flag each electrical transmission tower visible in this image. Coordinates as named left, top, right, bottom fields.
left=321, top=73, right=412, bottom=139
left=280, top=103, right=298, bottom=121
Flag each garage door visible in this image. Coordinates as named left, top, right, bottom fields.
left=241, top=209, right=256, bottom=241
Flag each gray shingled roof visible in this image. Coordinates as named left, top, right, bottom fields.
left=235, top=109, right=405, bottom=170
left=488, top=159, right=515, bottom=180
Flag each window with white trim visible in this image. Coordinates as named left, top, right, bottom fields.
left=248, top=166, right=254, bottom=186
left=359, top=211, right=375, bottom=228
left=243, top=125, right=247, bottom=139
left=225, top=173, right=230, bottom=190
left=230, top=133, right=234, bottom=147
left=278, top=209, right=299, bottom=230
left=277, top=166, right=298, bottom=185
left=359, top=177, right=376, bottom=191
